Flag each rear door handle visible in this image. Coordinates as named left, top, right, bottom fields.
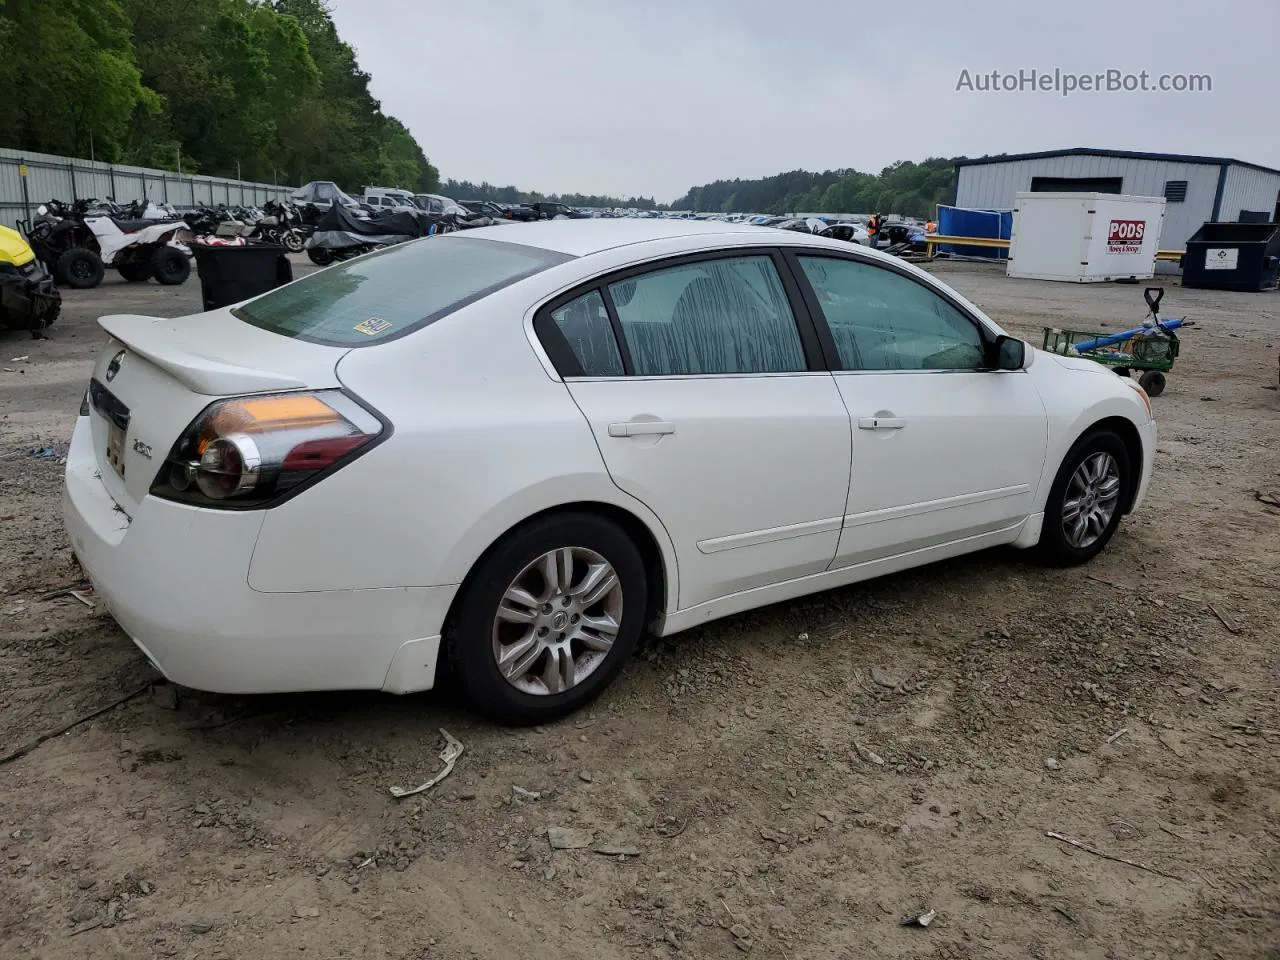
left=856, top=417, right=906, bottom=430
left=608, top=420, right=675, bottom=438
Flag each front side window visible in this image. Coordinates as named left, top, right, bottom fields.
left=797, top=256, right=984, bottom=371
left=545, top=291, right=624, bottom=377
left=233, top=236, right=571, bottom=346
left=607, top=256, right=806, bottom=376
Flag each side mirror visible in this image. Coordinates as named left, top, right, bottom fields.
left=994, top=335, right=1028, bottom=371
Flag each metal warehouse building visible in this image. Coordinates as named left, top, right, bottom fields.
left=954, top=148, right=1280, bottom=251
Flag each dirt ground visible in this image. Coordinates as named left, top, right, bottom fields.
left=0, top=255, right=1277, bottom=960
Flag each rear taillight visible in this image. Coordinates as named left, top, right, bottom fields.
left=149, top=390, right=383, bottom=509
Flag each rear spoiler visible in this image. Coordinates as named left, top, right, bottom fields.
left=98, top=314, right=308, bottom=395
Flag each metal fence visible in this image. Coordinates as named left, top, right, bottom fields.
left=0, top=147, right=296, bottom=229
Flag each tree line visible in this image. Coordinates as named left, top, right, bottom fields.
left=441, top=178, right=661, bottom=210
left=0, top=0, right=439, bottom=192
left=670, top=158, right=960, bottom=217
left=0, top=1, right=962, bottom=214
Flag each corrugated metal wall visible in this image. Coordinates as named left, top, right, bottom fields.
left=0, top=147, right=296, bottom=229
left=955, top=156, right=1222, bottom=249
left=1219, top=166, right=1280, bottom=222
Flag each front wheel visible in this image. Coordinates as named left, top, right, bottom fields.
left=447, top=513, right=648, bottom=725
left=1035, top=429, right=1131, bottom=566
left=151, top=246, right=190, bottom=285
left=307, top=247, right=334, bottom=266
left=56, top=248, right=104, bottom=289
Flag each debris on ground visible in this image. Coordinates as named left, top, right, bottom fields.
left=1045, top=830, right=1183, bottom=880
left=512, top=786, right=541, bottom=801
left=853, top=741, right=885, bottom=765
left=871, top=665, right=902, bottom=689
left=547, top=827, right=593, bottom=850
left=592, top=842, right=640, bottom=857
left=900, top=908, right=937, bottom=927
left=389, top=729, right=464, bottom=798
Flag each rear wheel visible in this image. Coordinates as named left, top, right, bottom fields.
left=56, top=248, right=104, bottom=289
left=151, top=246, right=190, bottom=285
left=282, top=229, right=305, bottom=253
left=307, top=247, right=334, bottom=266
left=447, top=513, right=648, bottom=725
left=1138, top=370, right=1166, bottom=397
left=1035, top=429, right=1131, bottom=566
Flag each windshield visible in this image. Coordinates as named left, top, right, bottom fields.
left=232, top=237, right=573, bottom=347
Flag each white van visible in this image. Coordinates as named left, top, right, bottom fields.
left=363, top=187, right=418, bottom=212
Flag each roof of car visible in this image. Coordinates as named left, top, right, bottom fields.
left=464, top=218, right=765, bottom=256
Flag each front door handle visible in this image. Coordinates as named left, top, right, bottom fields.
left=856, top=417, right=906, bottom=430
left=608, top=420, right=675, bottom=438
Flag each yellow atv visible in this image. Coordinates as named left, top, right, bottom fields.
left=0, top=224, right=61, bottom=336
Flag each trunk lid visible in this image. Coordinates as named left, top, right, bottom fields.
left=88, top=309, right=347, bottom=515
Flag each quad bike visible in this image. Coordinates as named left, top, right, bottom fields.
left=25, top=199, right=192, bottom=289
left=0, top=224, right=61, bottom=337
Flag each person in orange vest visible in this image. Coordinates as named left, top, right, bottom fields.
left=926, top=219, right=937, bottom=234
left=867, top=212, right=881, bottom=243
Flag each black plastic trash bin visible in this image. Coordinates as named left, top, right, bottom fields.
left=192, top=243, right=293, bottom=312
left=1182, top=222, right=1280, bottom=292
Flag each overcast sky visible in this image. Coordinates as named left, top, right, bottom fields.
left=327, top=0, right=1274, bottom=203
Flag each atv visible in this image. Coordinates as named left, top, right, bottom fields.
left=25, top=198, right=192, bottom=290
left=0, top=224, right=61, bottom=337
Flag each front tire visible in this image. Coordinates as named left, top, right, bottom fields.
left=447, top=513, right=648, bottom=725
left=307, top=247, right=334, bottom=266
left=56, top=248, right=104, bottom=289
left=1035, top=429, right=1131, bottom=566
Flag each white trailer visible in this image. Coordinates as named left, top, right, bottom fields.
left=1007, top=192, right=1166, bottom=282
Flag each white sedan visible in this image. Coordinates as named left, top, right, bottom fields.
left=64, top=220, right=1155, bottom=724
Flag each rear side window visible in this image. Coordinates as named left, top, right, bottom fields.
left=607, top=255, right=805, bottom=375
left=233, top=237, right=571, bottom=347
left=545, top=291, right=624, bottom=377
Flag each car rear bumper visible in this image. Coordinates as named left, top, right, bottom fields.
left=62, top=415, right=452, bottom=695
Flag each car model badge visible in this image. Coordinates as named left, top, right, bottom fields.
left=105, top=350, right=125, bottom=382
left=132, top=439, right=153, bottom=460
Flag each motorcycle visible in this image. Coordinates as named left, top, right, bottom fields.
left=0, top=224, right=61, bottom=336
left=304, top=200, right=446, bottom=265
left=255, top=200, right=306, bottom=252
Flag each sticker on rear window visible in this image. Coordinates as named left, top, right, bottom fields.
left=353, top=317, right=392, bottom=336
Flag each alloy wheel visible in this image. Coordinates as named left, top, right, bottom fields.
left=1061, top=451, right=1121, bottom=549
left=490, top=546, right=623, bottom=696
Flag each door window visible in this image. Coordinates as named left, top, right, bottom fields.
left=797, top=257, right=984, bottom=371
left=544, top=290, right=625, bottom=377
left=607, top=256, right=806, bottom=376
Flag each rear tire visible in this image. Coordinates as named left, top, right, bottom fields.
left=151, top=246, right=190, bottom=285
left=1035, top=429, right=1131, bottom=567
left=1138, top=370, right=1166, bottom=397
left=282, top=230, right=305, bottom=253
left=56, top=248, right=104, bottom=289
left=446, top=512, right=648, bottom=725
left=307, top=247, right=334, bottom=266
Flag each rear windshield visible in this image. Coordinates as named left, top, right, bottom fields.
left=232, top=237, right=571, bottom=346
